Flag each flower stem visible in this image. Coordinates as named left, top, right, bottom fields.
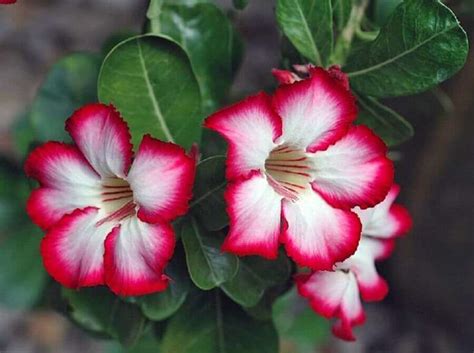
left=330, top=0, right=370, bottom=66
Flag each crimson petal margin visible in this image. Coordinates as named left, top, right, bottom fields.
left=272, top=67, right=357, bottom=153
left=296, top=271, right=365, bottom=341
left=222, top=171, right=283, bottom=260
left=204, top=92, right=282, bottom=181
left=25, top=142, right=101, bottom=230
left=127, top=135, right=195, bottom=223
left=40, top=207, right=114, bottom=289
left=341, top=237, right=390, bottom=302
left=311, top=125, right=394, bottom=210
left=281, top=190, right=361, bottom=270
left=104, top=217, right=175, bottom=296
left=66, top=103, right=133, bottom=178
left=354, top=184, right=413, bottom=238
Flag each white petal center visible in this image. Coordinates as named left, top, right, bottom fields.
left=264, top=144, right=315, bottom=201
left=97, top=177, right=136, bottom=226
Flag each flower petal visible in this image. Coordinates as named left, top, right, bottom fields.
left=355, top=185, right=412, bottom=238
left=40, top=207, right=113, bottom=289
left=222, top=171, right=283, bottom=259
left=281, top=190, right=361, bottom=270
left=66, top=104, right=133, bottom=178
left=127, top=135, right=195, bottom=223
left=311, top=125, right=394, bottom=210
left=104, top=216, right=175, bottom=296
left=25, top=142, right=101, bottom=230
left=296, top=270, right=365, bottom=341
left=340, top=237, right=391, bottom=302
left=204, top=92, right=282, bottom=180
left=271, top=68, right=300, bottom=85
left=272, top=67, right=357, bottom=153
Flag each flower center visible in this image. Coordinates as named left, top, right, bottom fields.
left=264, top=144, right=314, bottom=201
left=97, top=177, right=135, bottom=226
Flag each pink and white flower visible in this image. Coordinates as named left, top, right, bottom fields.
left=296, top=185, right=412, bottom=340
left=25, top=104, right=195, bottom=296
left=204, top=67, right=394, bottom=270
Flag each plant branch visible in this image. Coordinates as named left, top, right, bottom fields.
left=330, top=0, right=370, bottom=66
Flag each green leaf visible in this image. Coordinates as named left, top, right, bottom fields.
left=356, top=94, right=414, bottom=146
left=332, top=0, right=353, bottom=31
left=233, top=0, right=249, bottom=10
left=276, top=0, right=333, bottom=66
left=102, top=31, right=137, bottom=56
left=221, top=252, right=291, bottom=307
left=139, top=247, right=190, bottom=321
left=0, top=161, right=47, bottom=309
left=346, top=0, right=468, bottom=97
left=11, top=111, right=37, bottom=158
left=98, top=35, right=202, bottom=148
left=62, top=287, right=147, bottom=347
left=372, top=0, right=403, bottom=26
left=192, top=155, right=228, bottom=231
left=105, top=332, right=161, bottom=353
left=30, top=53, right=101, bottom=142
left=162, top=291, right=279, bottom=353
left=0, top=225, right=46, bottom=309
left=147, top=3, right=243, bottom=114
left=273, top=288, right=330, bottom=352
left=181, top=218, right=238, bottom=290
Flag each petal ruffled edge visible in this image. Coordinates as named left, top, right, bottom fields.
left=65, top=103, right=133, bottom=178
left=104, top=218, right=175, bottom=296
left=281, top=190, right=361, bottom=270
left=311, top=125, right=394, bottom=210
left=40, top=207, right=111, bottom=289
left=204, top=92, right=282, bottom=180
left=128, top=135, right=196, bottom=224
left=272, top=67, right=357, bottom=153
left=222, top=171, right=283, bottom=259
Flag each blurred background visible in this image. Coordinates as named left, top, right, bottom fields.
left=0, top=0, right=472, bottom=352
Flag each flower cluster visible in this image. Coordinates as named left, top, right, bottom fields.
left=296, top=184, right=412, bottom=340
left=206, top=65, right=411, bottom=340
left=25, top=66, right=411, bottom=341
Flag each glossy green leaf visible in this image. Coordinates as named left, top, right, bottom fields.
left=356, top=94, right=414, bottom=146
left=372, top=0, right=402, bottom=26
left=181, top=218, right=238, bottom=290
left=139, top=247, right=190, bottom=321
left=276, top=0, right=333, bottom=66
left=0, top=161, right=47, bottom=309
left=98, top=35, right=202, bottom=148
left=62, top=287, right=147, bottom=347
left=346, top=0, right=468, bottom=97
left=147, top=3, right=243, bottom=113
left=192, top=155, right=228, bottom=231
left=221, top=252, right=291, bottom=307
left=233, top=0, right=249, bottom=10
left=273, top=288, right=330, bottom=352
left=30, top=53, right=101, bottom=142
left=162, top=291, right=279, bottom=353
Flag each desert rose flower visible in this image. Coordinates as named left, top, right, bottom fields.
left=25, top=104, right=195, bottom=296
left=204, top=67, right=393, bottom=270
left=297, top=185, right=412, bottom=340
